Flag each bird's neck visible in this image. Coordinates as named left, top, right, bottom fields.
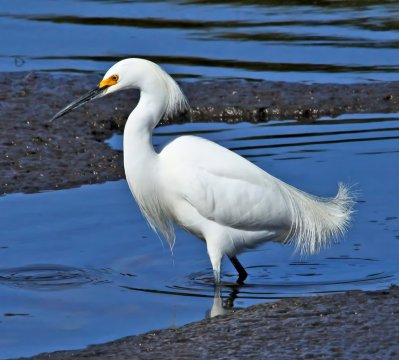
left=123, top=90, right=165, bottom=186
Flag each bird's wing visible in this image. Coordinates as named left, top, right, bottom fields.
left=160, top=136, right=293, bottom=232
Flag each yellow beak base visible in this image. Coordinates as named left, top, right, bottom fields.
left=99, top=76, right=118, bottom=88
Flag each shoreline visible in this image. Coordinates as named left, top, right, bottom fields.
left=2, top=72, right=399, bottom=195
left=24, top=286, right=399, bottom=359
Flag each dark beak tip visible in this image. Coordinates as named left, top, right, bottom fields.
left=50, top=86, right=105, bottom=122
left=49, top=111, right=63, bottom=122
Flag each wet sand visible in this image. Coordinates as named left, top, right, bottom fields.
left=2, top=72, right=399, bottom=359
left=24, top=286, right=399, bottom=360
left=2, top=72, right=399, bottom=195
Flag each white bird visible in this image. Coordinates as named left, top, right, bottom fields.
left=52, top=58, right=354, bottom=284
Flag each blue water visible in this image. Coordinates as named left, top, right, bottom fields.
left=1, top=0, right=399, bottom=82
left=1, top=113, right=399, bottom=358
left=1, top=1, right=399, bottom=358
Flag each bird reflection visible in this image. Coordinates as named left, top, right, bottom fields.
left=208, top=284, right=242, bottom=318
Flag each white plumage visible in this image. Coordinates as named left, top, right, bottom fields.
left=52, top=58, right=355, bottom=283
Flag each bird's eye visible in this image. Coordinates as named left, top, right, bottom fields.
left=111, top=74, right=119, bottom=82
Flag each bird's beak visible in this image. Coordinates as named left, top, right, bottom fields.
left=50, top=85, right=109, bottom=121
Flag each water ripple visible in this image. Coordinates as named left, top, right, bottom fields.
left=0, top=264, right=107, bottom=291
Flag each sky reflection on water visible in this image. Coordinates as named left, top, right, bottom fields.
left=1, top=0, right=399, bottom=82
left=1, top=113, right=398, bottom=358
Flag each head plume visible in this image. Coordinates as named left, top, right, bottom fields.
left=103, top=58, right=189, bottom=118
left=151, top=62, right=190, bottom=118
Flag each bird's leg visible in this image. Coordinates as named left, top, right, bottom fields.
left=213, top=269, right=221, bottom=284
left=206, top=242, right=222, bottom=284
left=228, top=256, right=248, bottom=284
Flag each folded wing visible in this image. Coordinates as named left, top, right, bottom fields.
left=161, top=136, right=293, bottom=233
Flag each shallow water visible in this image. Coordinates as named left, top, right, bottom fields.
left=2, top=0, right=399, bottom=82
left=1, top=113, right=399, bottom=358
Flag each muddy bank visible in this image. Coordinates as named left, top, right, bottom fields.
left=24, top=286, right=399, bottom=360
left=2, top=72, right=399, bottom=195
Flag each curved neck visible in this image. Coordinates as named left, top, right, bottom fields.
left=128, top=88, right=166, bottom=132
left=123, top=90, right=166, bottom=182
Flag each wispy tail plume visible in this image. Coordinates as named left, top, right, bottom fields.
left=282, top=182, right=356, bottom=255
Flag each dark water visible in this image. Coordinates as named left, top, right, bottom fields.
left=2, top=0, right=399, bottom=82
left=1, top=113, right=399, bottom=358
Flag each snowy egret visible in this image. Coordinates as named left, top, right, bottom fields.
left=52, top=58, right=354, bottom=284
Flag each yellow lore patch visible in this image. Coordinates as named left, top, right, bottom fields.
left=99, top=74, right=119, bottom=88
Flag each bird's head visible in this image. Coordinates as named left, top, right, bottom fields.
left=51, top=58, right=188, bottom=121
left=51, top=59, right=149, bottom=121
left=99, top=58, right=149, bottom=95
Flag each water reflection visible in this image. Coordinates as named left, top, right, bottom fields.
left=120, top=260, right=394, bottom=318
left=208, top=286, right=238, bottom=318
left=1, top=1, right=399, bottom=82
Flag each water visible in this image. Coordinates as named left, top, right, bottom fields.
left=1, top=113, right=399, bottom=358
left=1, top=0, right=399, bottom=82
left=1, top=1, right=399, bottom=358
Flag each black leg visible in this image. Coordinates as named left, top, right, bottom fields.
left=229, top=256, right=248, bottom=284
